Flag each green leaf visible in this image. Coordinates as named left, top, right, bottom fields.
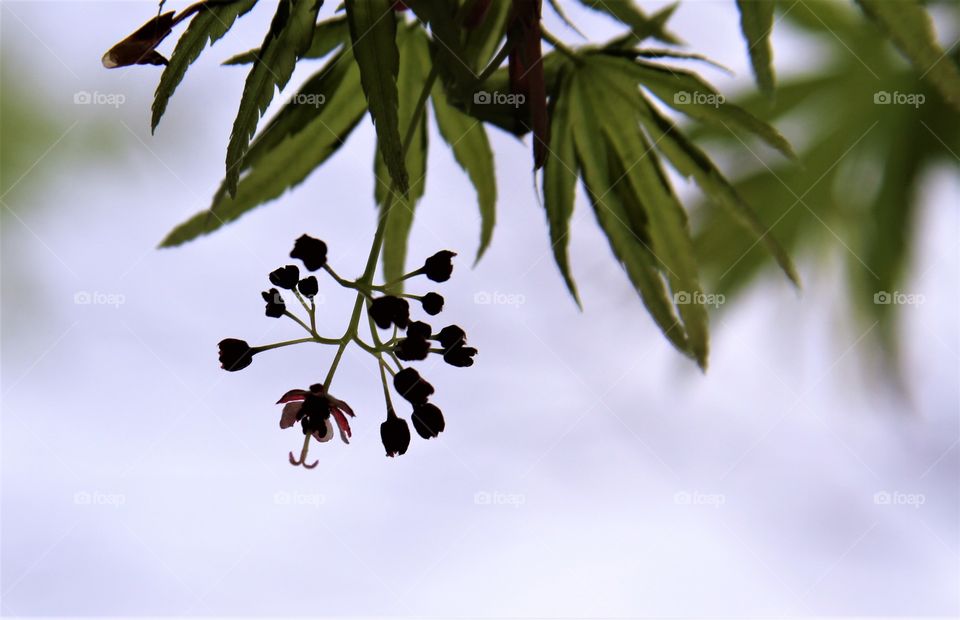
left=404, top=0, right=479, bottom=96
left=152, top=0, right=258, bottom=132
left=856, top=0, right=960, bottom=110
left=546, top=0, right=585, bottom=38
left=617, top=57, right=796, bottom=159
left=634, top=93, right=799, bottom=287
left=224, top=0, right=322, bottom=196
left=377, top=25, right=431, bottom=289
left=568, top=69, right=699, bottom=363
left=160, top=48, right=365, bottom=247
left=346, top=0, right=407, bottom=196
left=579, top=0, right=681, bottom=46
left=432, top=79, right=497, bottom=263
left=540, top=65, right=580, bottom=304
left=462, top=0, right=512, bottom=74
left=735, top=0, right=776, bottom=95
left=222, top=15, right=347, bottom=65
left=238, top=48, right=356, bottom=171
left=624, top=48, right=732, bottom=74
left=583, top=69, right=709, bottom=368
left=579, top=54, right=797, bottom=289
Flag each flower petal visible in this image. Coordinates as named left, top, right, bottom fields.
left=331, top=409, right=352, bottom=444
left=276, top=389, right=310, bottom=404
left=280, top=402, right=301, bottom=429
left=313, top=419, right=335, bottom=443
left=330, top=397, right=355, bottom=417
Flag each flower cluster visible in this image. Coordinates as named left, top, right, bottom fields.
left=217, top=234, right=477, bottom=466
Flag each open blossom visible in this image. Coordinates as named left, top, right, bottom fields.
left=276, top=384, right=355, bottom=444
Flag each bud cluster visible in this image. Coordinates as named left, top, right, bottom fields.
left=216, top=234, right=477, bottom=466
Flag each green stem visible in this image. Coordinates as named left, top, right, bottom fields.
left=378, top=357, right=394, bottom=409
left=353, top=336, right=382, bottom=355
left=321, top=65, right=439, bottom=396
left=324, top=265, right=369, bottom=293
left=388, top=350, right=403, bottom=368
left=380, top=269, right=422, bottom=291
left=323, top=341, right=347, bottom=390
left=284, top=310, right=314, bottom=336
left=292, top=289, right=312, bottom=315
left=254, top=337, right=317, bottom=353
left=297, top=433, right=311, bottom=465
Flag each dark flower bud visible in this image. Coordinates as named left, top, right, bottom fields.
left=443, top=344, right=477, bottom=367
left=218, top=338, right=255, bottom=372
left=412, top=403, right=445, bottom=439
left=395, top=336, right=430, bottom=361
left=380, top=408, right=411, bottom=457
left=290, top=234, right=328, bottom=271
left=435, top=325, right=466, bottom=351
left=298, top=276, right=319, bottom=298
left=369, top=296, right=410, bottom=330
left=422, top=250, right=457, bottom=282
left=262, top=288, right=286, bottom=318
left=269, top=265, right=300, bottom=290
left=407, top=321, right=432, bottom=340
left=420, top=292, right=444, bottom=315
left=393, top=367, right=434, bottom=405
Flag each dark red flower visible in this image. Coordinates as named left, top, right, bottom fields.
left=277, top=384, right=355, bottom=444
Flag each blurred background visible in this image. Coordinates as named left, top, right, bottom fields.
left=1, top=0, right=957, bottom=616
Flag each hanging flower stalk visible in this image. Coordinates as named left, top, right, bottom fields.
left=218, top=232, right=477, bottom=466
